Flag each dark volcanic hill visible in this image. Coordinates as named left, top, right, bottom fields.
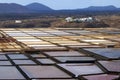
left=83, top=5, right=119, bottom=11
left=0, top=3, right=32, bottom=13
left=0, top=3, right=53, bottom=14
left=26, top=3, right=53, bottom=11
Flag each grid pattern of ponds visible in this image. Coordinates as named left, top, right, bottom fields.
left=0, top=28, right=119, bottom=80
left=1, top=28, right=120, bottom=52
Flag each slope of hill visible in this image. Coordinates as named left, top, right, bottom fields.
left=26, top=3, right=53, bottom=11
left=0, top=3, right=32, bottom=13
left=0, top=3, right=53, bottom=14
left=83, top=5, right=119, bottom=11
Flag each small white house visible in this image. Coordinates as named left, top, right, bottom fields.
left=86, top=17, right=94, bottom=22
left=65, top=17, right=73, bottom=22
left=15, top=20, right=22, bottom=24
left=80, top=18, right=87, bottom=22
left=79, top=17, right=93, bottom=22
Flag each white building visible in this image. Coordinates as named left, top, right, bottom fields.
left=15, top=20, right=22, bottom=24
left=65, top=17, right=73, bottom=22
left=65, top=17, right=96, bottom=23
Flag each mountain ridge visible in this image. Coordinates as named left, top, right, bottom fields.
left=83, top=5, right=119, bottom=11
left=0, top=3, right=119, bottom=14
left=0, top=3, right=32, bottom=13
left=26, top=3, right=53, bottom=11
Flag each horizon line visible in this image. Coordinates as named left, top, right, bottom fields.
left=0, top=2, right=119, bottom=10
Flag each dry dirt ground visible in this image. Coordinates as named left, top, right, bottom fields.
left=96, top=15, right=120, bottom=28
left=0, top=15, right=120, bottom=28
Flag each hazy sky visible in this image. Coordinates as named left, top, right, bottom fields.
left=0, top=0, right=120, bottom=10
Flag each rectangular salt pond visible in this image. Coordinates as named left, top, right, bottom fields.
left=13, top=60, right=36, bottom=65
left=0, top=66, right=25, bottom=79
left=33, top=46, right=67, bottom=51
left=19, top=65, right=72, bottom=79
left=80, top=74, right=119, bottom=80
left=57, top=63, right=104, bottom=77
left=84, top=48, right=120, bottom=59
left=52, top=56, right=95, bottom=63
left=8, top=54, right=28, bottom=60
left=44, top=51, right=85, bottom=57
left=98, top=60, right=120, bottom=73
left=37, top=59, right=56, bottom=64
